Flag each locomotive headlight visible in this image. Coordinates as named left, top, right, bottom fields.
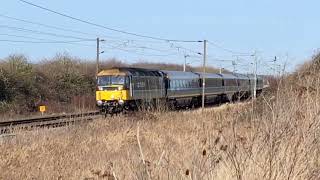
left=118, top=86, right=123, bottom=90
left=97, top=100, right=103, bottom=106
left=118, top=99, right=124, bottom=105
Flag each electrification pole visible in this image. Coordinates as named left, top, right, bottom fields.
left=183, top=54, right=189, bottom=72
left=96, top=38, right=105, bottom=75
left=232, top=60, right=236, bottom=74
left=273, top=56, right=277, bottom=77
left=96, top=37, right=100, bottom=75
left=202, top=40, right=207, bottom=110
left=253, top=51, right=257, bottom=99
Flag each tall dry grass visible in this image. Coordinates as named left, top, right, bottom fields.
left=1, top=82, right=320, bottom=180
left=1, top=55, right=320, bottom=179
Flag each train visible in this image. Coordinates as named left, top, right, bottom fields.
left=96, top=67, right=263, bottom=114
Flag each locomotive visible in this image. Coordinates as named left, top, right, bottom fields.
left=96, top=67, right=263, bottom=114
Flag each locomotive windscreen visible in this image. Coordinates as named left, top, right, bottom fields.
left=97, top=75, right=126, bottom=86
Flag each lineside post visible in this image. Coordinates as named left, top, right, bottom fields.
left=202, top=40, right=207, bottom=110
left=273, top=56, right=277, bottom=77
left=96, top=37, right=100, bottom=75
left=253, top=51, right=257, bottom=99
left=183, top=54, right=189, bottom=72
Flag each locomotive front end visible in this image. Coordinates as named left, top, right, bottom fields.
left=96, top=69, right=130, bottom=114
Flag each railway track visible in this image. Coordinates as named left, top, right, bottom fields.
left=0, top=111, right=101, bottom=134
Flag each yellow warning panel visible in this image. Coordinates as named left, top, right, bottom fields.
left=39, top=105, right=46, bottom=112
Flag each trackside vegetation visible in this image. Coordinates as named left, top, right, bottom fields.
left=0, top=53, right=320, bottom=179
left=0, top=53, right=222, bottom=116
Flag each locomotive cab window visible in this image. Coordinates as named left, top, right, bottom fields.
left=97, top=75, right=128, bottom=86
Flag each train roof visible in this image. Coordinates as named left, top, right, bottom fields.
left=161, top=70, right=199, bottom=79
left=98, top=67, right=163, bottom=77
left=246, top=74, right=263, bottom=80
left=233, top=73, right=250, bottom=80
left=219, top=73, right=238, bottom=79
left=196, top=72, right=223, bottom=79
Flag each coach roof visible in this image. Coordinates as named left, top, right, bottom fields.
left=161, top=70, right=199, bottom=79
left=98, top=67, right=163, bottom=77
left=197, top=72, right=223, bottom=79
left=219, top=73, right=238, bottom=79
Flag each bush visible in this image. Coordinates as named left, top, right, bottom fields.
left=37, top=54, right=95, bottom=103
left=0, top=55, right=42, bottom=112
left=0, top=54, right=96, bottom=114
left=0, top=53, right=222, bottom=115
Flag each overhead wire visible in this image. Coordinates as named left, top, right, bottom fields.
left=105, top=41, right=178, bottom=53
left=0, top=14, right=170, bottom=44
left=0, top=1, right=260, bottom=70
left=207, top=40, right=251, bottom=55
left=0, top=27, right=200, bottom=58
left=8, top=1, right=256, bottom=64
left=0, top=25, right=95, bottom=41
left=105, top=43, right=179, bottom=57
left=0, top=34, right=95, bottom=47
left=99, top=40, right=203, bottom=59
left=0, top=14, right=95, bottom=37
left=18, top=0, right=202, bottom=43
left=1, top=10, right=203, bottom=58
left=170, top=43, right=203, bottom=55
left=0, top=33, right=93, bottom=44
left=0, top=39, right=96, bottom=44
left=0, top=33, right=53, bottom=41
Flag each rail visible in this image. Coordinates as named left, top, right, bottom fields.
left=0, top=111, right=101, bottom=134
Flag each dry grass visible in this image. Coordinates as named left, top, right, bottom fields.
left=1, top=85, right=320, bottom=180
left=1, top=55, right=320, bottom=179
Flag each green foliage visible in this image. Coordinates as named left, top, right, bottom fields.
left=0, top=54, right=95, bottom=113
left=0, top=55, right=42, bottom=112
left=0, top=69, right=9, bottom=101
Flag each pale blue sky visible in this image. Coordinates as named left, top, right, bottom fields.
left=0, top=0, right=319, bottom=73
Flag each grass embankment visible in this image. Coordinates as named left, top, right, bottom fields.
left=1, top=54, right=320, bottom=179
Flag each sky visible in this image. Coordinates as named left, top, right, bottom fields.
left=0, top=0, right=319, bottom=74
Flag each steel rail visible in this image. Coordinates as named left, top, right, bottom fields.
left=0, top=111, right=101, bottom=134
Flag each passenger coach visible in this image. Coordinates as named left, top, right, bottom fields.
left=96, top=67, right=263, bottom=114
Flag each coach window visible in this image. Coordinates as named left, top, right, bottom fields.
left=171, top=80, right=175, bottom=90
left=175, top=80, right=179, bottom=90
left=194, top=79, right=198, bottom=87
left=213, top=79, right=217, bottom=87
left=211, top=79, right=215, bottom=87
left=187, top=80, right=190, bottom=88
left=149, top=79, right=154, bottom=90
left=183, top=80, right=187, bottom=89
